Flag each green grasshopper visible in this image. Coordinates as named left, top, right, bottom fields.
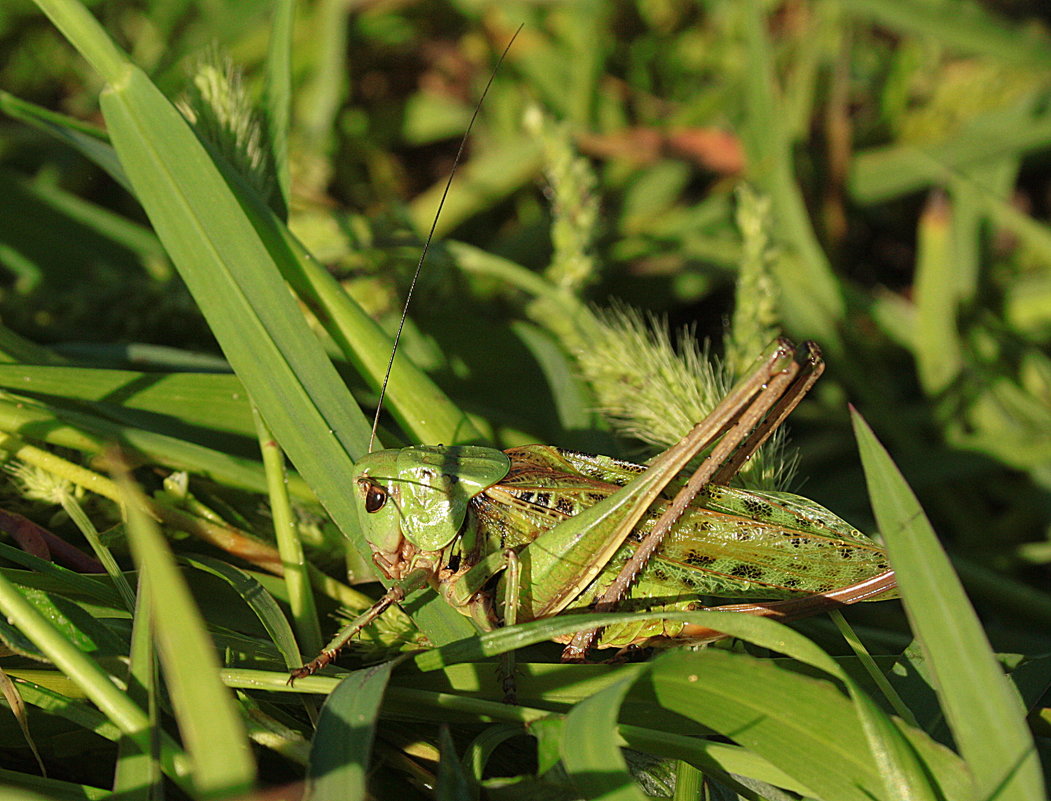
left=290, top=32, right=896, bottom=682
left=291, top=338, right=897, bottom=680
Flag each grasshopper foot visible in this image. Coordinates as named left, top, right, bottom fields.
left=288, top=649, right=338, bottom=684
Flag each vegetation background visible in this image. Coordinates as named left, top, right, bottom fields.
left=0, top=0, right=1047, bottom=799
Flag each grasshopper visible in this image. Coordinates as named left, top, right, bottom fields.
left=291, top=338, right=897, bottom=680
left=290, top=31, right=896, bottom=682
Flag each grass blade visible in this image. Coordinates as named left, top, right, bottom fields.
left=261, top=0, right=294, bottom=218
left=112, top=571, right=160, bottom=798
left=851, top=408, right=1045, bottom=801
left=119, top=468, right=256, bottom=796
left=561, top=676, right=647, bottom=801
left=306, top=661, right=394, bottom=801
left=740, top=0, right=844, bottom=347
left=181, top=554, right=303, bottom=670
left=0, top=90, right=129, bottom=191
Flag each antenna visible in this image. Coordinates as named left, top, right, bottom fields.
left=368, top=25, right=523, bottom=453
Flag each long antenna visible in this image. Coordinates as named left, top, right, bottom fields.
left=368, top=25, right=523, bottom=453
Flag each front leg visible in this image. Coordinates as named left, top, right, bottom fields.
left=289, top=567, right=431, bottom=683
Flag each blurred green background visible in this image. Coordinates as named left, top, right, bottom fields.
left=1, top=0, right=1050, bottom=652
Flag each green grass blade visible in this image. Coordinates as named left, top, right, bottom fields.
left=276, top=226, right=483, bottom=447
left=851, top=409, right=1045, bottom=801
left=0, top=366, right=256, bottom=439
left=306, top=661, right=394, bottom=801
left=413, top=609, right=966, bottom=799
left=436, top=726, right=473, bottom=801
left=181, top=554, right=303, bottom=670
left=849, top=101, right=1051, bottom=204
left=650, top=650, right=919, bottom=801
left=296, top=0, right=349, bottom=153
left=0, top=542, right=120, bottom=606
left=119, top=471, right=256, bottom=796
left=262, top=0, right=294, bottom=218
left=462, top=724, right=522, bottom=786
left=31, top=0, right=127, bottom=96
left=8, top=677, right=119, bottom=742
left=0, top=321, right=65, bottom=366
left=0, top=90, right=128, bottom=191
left=252, top=407, right=322, bottom=661
left=2, top=22, right=471, bottom=456
left=4, top=42, right=476, bottom=454
left=113, top=571, right=160, bottom=798
left=0, top=394, right=285, bottom=497
left=560, top=676, right=648, bottom=801
left=98, top=67, right=373, bottom=454
left=740, top=0, right=844, bottom=347
left=0, top=583, right=126, bottom=660
left=0, top=768, right=109, bottom=800
left=0, top=669, right=46, bottom=777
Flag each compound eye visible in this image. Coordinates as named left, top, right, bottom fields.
left=362, top=482, right=388, bottom=514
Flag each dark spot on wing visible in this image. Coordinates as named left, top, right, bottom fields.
left=685, top=552, right=716, bottom=567
left=744, top=497, right=774, bottom=519
left=730, top=564, right=764, bottom=581
left=556, top=497, right=574, bottom=515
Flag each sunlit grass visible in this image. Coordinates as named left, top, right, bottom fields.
left=0, top=0, right=1047, bottom=798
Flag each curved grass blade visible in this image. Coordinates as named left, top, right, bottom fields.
left=852, top=409, right=1045, bottom=801
left=181, top=555, right=302, bottom=670
left=306, top=661, right=395, bottom=801
left=0, top=668, right=46, bottom=776
left=436, top=726, right=473, bottom=801
left=561, top=676, right=648, bottom=801
left=0, top=90, right=130, bottom=191
left=0, top=366, right=257, bottom=440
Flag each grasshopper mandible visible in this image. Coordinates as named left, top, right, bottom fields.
left=290, top=30, right=896, bottom=682
left=291, top=338, right=897, bottom=680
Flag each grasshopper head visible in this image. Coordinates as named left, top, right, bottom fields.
left=352, top=445, right=510, bottom=558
